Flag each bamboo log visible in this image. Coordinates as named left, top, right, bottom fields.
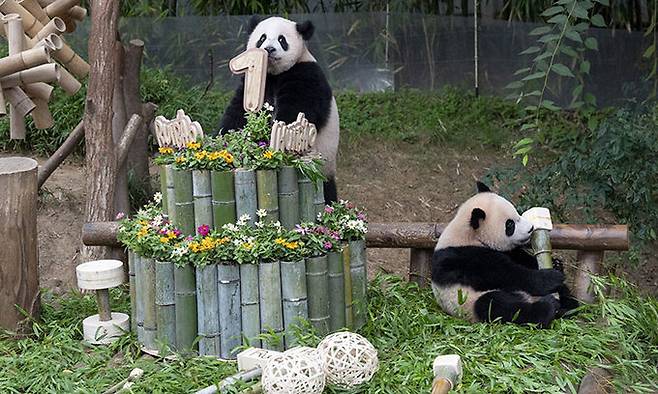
left=31, top=16, right=66, bottom=41
left=574, top=250, right=604, bottom=303
left=48, top=31, right=89, bottom=78
left=133, top=253, right=145, bottom=342
left=305, top=255, right=329, bottom=336
left=141, top=257, right=157, bottom=349
left=196, top=264, right=220, bottom=356
left=56, top=66, right=81, bottom=95
left=256, top=169, right=278, bottom=222
left=155, top=260, right=176, bottom=348
left=240, top=263, right=260, bottom=348
left=531, top=230, right=554, bottom=269
left=4, top=12, right=27, bottom=139
left=0, top=0, right=41, bottom=36
left=327, top=251, right=345, bottom=331
left=342, top=245, right=354, bottom=329
left=160, top=166, right=168, bottom=219
left=68, top=5, right=85, bottom=21
left=128, top=251, right=137, bottom=333
left=0, top=46, right=50, bottom=77
left=349, top=239, right=367, bottom=329
left=193, top=170, right=213, bottom=229
left=258, top=261, right=283, bottom=351
left=164, top=165, right=176, bottom=220
left=280, top=259, right=308, bottom=349
left=277, top=166, right=299, bottom=229
left=234, top=169, right=257, bottom=226
left=298, top=171, right=315, bottom=222
left=37, top=119, right=83, bottom=188
left=313, top=180, right=325, bottom=217
left=218, top=263, right=241, bottom=359
left=0, top=62, right=59, bottom=87
left=211, top=170, right=236, bottom=229
left=17, top=0, right=49, bottom=25
left=5, top=85, right=35, bottom=116
left=23, top=81, right=51, bottom=100
left=0, top=83, right=6, bottom=116
left=31, top=97, right=52, bottom=128
left=173, top=169, right=195, bottom=234
left=43, top=0, right=77, bottom=18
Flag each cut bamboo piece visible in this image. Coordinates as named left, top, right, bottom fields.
left=50, top=36, right=89, bottom=78
left=0, top=63, right=59, bottom=87
left=313, top=180, right=325, bottom=217
left=258, top=261, right=283, bottom=351
left=298, top=171, right=315, bottom=222
left=3, top=13, right=23, bottom=54
left=155, top=260, right=176, bottom=348
left=4, top=11, right=24, bottom=137
left=128, top=251, right=137, bottom=333
left=174, top=264, right=197, bottom=353
left=60, top=13, right=73, bottom=32
left=0, top=0, right=41, bottom=37
left=218, top=263, right=241, bottom=359
left=343, top=245, right=354, bottom=329
left=210, top=170, right=236, bottom=229
left=164, top=165, right=176, bottom=221
left=327, top=251, right=345, bottom=331
left=33, top=31, right=61, bottom=51
left=240, top=263, right=260, bottom=348
left=23, top=80, right=51, bottom=100
left=142, top=257, right=157, bottom=350
left=280, top=259, right=307, bottom=349
left=43, top=0, right=77, bottom=18
left=0, top=46, right=50, bottom=78
left=31, top=97, right=52, bottom=128
left=159, top=166, right=168, bottom=219
left=305, top=255, right=329, bottom=336
left=68, top=5, right=85, bottom=21
left=172, top=169, right=194, bottom=235
left=193, top=170, right=213, bottom=229
left=196, top=264, right=219, bottom=356
left=17, top=0, right=49, bottom=25
left=531, top=230, right=554, bottom=269
left=277, top=166, right=299, bottom=229
left=32, top=17, right=65, bottom=42
left=234, top=168, right=257, bottom=226
left=256, top=169, right=278, bottom=222
left=4, top=86, right=35, bottom=116
left=349, top=239, right=367, bottom=330
left=0, top=83, right=6, bottom=116
left=8, top=108, right=25, bottom=139
left=133, top=253, right=145, bottom=342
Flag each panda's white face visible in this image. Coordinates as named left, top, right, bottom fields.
left=247, top=17, right=308, bottom=75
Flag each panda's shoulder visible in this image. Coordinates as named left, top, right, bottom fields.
left=280, top=61, right=327, bottom=81
left=434, top=246, right=504, bottom=262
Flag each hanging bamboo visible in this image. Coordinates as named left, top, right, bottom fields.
left=256, top=169, right=279, bottom=222
left=196, top=264, right=220, bottom=356
left=211, top=170, right=236, bottom=229
left=298, top=171, right=315, bottom=222
left=280, top=259, right=308, bottom=348
left=327, top=251, right=345, bottom=331
left=218, top=263, right=241, bottom=359
left=141, top=257, right=157, bottom=349
left=155, top=259, right=176, bottom=349
left=349, top=239, right=368, bottom=330
left=277, top=166, right=299, bottom=229
left=313, top=180, right=325, bottom=217
left=234, top=169, right=257, bottom=225
left=127, top=251, right=137, bottom=333
left=343, top=245, right=354, bottom=329
left=240, top=263, right=260, bottom=348
left=133, top=253, right=145, bottom=342
left=258, top=261, right=284, bottom=351
left=305, top=255, right=329, bottom=336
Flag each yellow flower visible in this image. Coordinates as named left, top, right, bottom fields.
left=208, top=151, right=222, bottom=161
left=138, top=220, right=148, bottom=226
left=175, top=156, right=187, bottom=164
left=186, top=141, right=201, bottom=150
left=167, top=230, right=176, bottom=239
left=201, top=237, right=215, bottom=251
left=158, top=147, right=174, bottom=154
left=242, top=242, right=252, bottom=250
left=284, top=241, right=299, bottom=250
left=275, top=238, right=286, bottom=245
left=263, top=150, right=274, bottom=159
left=159, top=237, right=170, bottom=243
left=195, top=150, right=207, bottom=160
left=217, top=237, right=230, bottom=245
left=189, top=242, right=200, bottom=253
left=137, top=227, right=148, bottom=238
left=223, top=152, right=234, bottom=164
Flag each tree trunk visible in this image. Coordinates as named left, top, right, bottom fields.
left=82, top=0, right=121, bottom=261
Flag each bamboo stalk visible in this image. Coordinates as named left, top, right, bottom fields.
left=4, top=12, right=26, bottom=139
left=193, top=170, right=213, bottom=229
left=240, top=263, right=260, bottom=348
left=196, top=264, right=220, bottom=356
left=0, top=0, right=42, bottom=36
left=0, top=63, right=60, bottom=87
left=31, top=97, right=52, bottom=129
left=128, top=251, right=137, bottom=333
left=0, top=45, right=50, bottom=77
left=159, top=166, right=168, bottom=219
left=142, top=257, right=157, bottom=350
left=0, top=83, right=6, bottom=116
left=18, top=0, right=50, bottom=25
left=22, top=81, right=51, bottom=100
left=155, top=260, right=176, bottom=349
left=211, top=170, right=236, bottom=229
left=280, top=259, right=307, bottom=349
left=43, top=0, right=77, bottom=18
left=305, top=255, right=329, bottom=336
left=32, top=16, right=66, bottom=42
left=164, top=165, right=176, bottom=221
left=349, top=239, right=367, bottom=330
left=173, top=169, right=194, bottom=235
left=133, top=253, right=145, bottom=342
left=313, top=180, right=325, bottom=218
left=256, top=169, right=279, bottom=222
left=258, top=261, right=283, bottom=351
left=297, top=171, right=315, bottom=222
left=218, top=263, right=241, bottom=359
left=234, top=169, right=257, bottom=226
left=68, top=5, right=85, bottom=20
left=531, top=230, right=554, bottom=269
left=327, top=251, right=345, bottom=331
left=343, top=245, right=354, bottom=329
left=56, top=66, right=81, bottom=95
left=277, top=166, right=299, bottom=230
left=4, top=86, right=35, bottom=116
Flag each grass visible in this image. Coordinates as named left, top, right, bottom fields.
left=1, top=275, right=656, bottom=393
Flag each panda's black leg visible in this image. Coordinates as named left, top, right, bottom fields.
left=323, top=177, right=337, bottom=205
left=474, top=291, right=559, bottom=328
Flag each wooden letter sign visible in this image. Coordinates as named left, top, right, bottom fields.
left=229, top=48, right=267, bottom=112
left=270, top=112, right=317, bottom=154
left=154, top=109, right=204, bottom=148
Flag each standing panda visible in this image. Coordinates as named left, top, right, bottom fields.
left=218, top=16, right=340, bottom=203
left=431, top=182, right=579, bottom=328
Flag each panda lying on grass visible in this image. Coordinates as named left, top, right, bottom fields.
left=431, top=182, right=579, bottom=328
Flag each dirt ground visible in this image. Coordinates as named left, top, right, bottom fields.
left=16, top=138, right=658, bottom=296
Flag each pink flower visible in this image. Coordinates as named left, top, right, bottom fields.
left=330, top=231, right=341, bottom=240
left=159, top=228, right=168, bottom=235
left=186, top=236, right=194, bottom=241
left=357, top=213, right=366, bottom=221
left=323, top=241, right=333, bottom=250
left=173, top=229, right=182, bottom=237
left=115, top=212, right=125, bottom=220
left=346, top=202, right=354, bottom=209
left=294, top=224, right=309, bottom=235
left=324, top=206, right=334, bottom=214
left=314, top=226, right=328, bottom=234
left=198, top=224, right=210, bottom=236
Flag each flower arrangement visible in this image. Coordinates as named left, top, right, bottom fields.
left=317, top=200, right=368, bottom=241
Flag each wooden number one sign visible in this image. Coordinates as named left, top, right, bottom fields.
left=229, top=47, right=268, bottom=112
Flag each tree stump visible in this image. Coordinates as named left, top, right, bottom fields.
left=0, top=157, right=40, bottom=333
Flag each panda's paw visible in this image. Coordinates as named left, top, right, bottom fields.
left=533, top=295, right=560, bottom=328
left=534, top=269, right=565, bottom=295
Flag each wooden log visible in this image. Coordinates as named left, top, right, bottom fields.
left=133, top=253, right=145, bottom=342
left=574, top=250, right=604, bottom=304
left=155, top=260, right=176, bottom=348
left=277, top=166, right=299, bottom=229
left=218, top=263, right=241, bottom=359
left=409, top=248, right=433, bottom=288
left=280, top=259, right=308, bottom=349
left=37, top=119, right=83, bottom=188
left=127, top=251, right=137, bottom=333
left=256, top=169, right=279, bottom=222
left=95, top=288, right=111, bottom=321
left=141, top=257, right=157, bottom=349
left=116, top=115, right=143, bottom=169
left=298, top=171, right=315, bottom=222
left=342, top=245, right=353, bottom=329
left=349, top=239, right=367, bottom=330
left=305, top=255, right=329, bottom=336
left=211, top=170, right=236, bottom=229
left=258, top=261, right=284, bottom=351
left=240, top=263, right=260, bottom=348
left=327, top=251, right=345, bottom=331
left=314, top=180, right=325, bottom=217
left=234, top=169, right=257, bottom=226
left=0, top=157, right=40, bottom=333
left=196, top=264, right=220, bottom=356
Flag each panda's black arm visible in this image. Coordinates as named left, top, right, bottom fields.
left=505, top=247, right=539, bottom=270
left=218, top=79, right=247, bottom=134
left=274, top=63, right=332, bottom=128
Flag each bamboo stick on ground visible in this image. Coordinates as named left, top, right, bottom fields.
left=277, top=166, right=299, bottom=229
left=305, top=255, right=329, bottom=336
left=297, top=171, right=315, bottom=222
left=141, top=257, right=157, bottom=349
left=234, top=169, right=257, bottom=226
left=196, top=264, right=220, bottom=356
left=211, top=170, right=236, bottom=229
left=343, top=245, right=354, bottom=329
left=327, top=251, right=345, bottom=331
left=256, top=169, right=279, bottom=222
left=280, top=259, right=308, bottom=349
left=240, top=263, right=260, bottom=348
left=128, top=251, right=137, bottom=333
left=313, top=180, right=325, bottom=218
left=258, top=261, right=284, bottom=351
left=133, top=253, right=145, bottom=342
left=217, top=263, right=241, bottom=359
left=349, top=239, right=367, bottom=330
left=155, top=259, right=176, bottom=349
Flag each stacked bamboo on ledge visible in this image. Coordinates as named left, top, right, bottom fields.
left=0, top=0, right=89, bottom=139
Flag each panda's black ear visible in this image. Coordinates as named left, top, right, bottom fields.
left=470, top=208, right=486, bottom=230
left=247, top=15, right=262, bottom=35
left=476, top=181, right=491, bottom=193
left=296, top=20, right=315, bottom=40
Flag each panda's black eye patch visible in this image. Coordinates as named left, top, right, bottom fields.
left=278, top=35, right=289, bottom=51
left=505, top=219, right=515, bottom=236
left=256, top=34, right=266, bottom=48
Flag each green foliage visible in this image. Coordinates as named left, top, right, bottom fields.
left=643, top=1, right=658, bottom=98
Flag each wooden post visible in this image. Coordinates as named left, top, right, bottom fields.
left=0, top=157, right=40, bottom=333
left=409, top=248, right=433, bottom=288
left=574, top=250, right=604, bottom=303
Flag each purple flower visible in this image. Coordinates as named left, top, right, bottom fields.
left=258, top=141, right=268, bottom=147
left=186, top=236, right=194, bottom=241
left=198, top=224, right=210, bottom=236
left=159, top=228, right=168, bottom=235
left=294, top=224, right=309, bottom=235
left=115, top=212, right=125, bottom=220
left=323, top=241, right=333, bottom=250
left=173, top=228, right=182, bottom=237
left=330, top=231, right=341, bottom=240
left=357, top=213, right=366, bottom=221
left=313, top=226, right=328, bottom=234
left=324, top=206, right=334, bottom=214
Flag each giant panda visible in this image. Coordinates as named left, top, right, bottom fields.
left=431, top=182, right=579, bottom=328
left=218, top=16, right=340, bottom=203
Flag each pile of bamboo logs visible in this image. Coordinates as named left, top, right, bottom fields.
left=0, top=0, right=88, bottom=139
left=129, top=165, right=369, bottom=359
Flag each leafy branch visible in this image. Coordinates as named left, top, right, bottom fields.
left=643, top=0, right=657, bottom=99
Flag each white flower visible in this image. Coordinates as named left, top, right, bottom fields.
left=237, top=214, right=252, bottom=225
left=151, top=214, right=164, bottom=227
left=263, top=102, right=274, bottom=112
left=255, top=221, right=264, bottom=228
left=273, top=221, right=281, bottom=228
left=222, top=223, right=239, bottom=232
left=153, top=192, right=163, bottom=204
left=339, top=199, right=349, bottom=205
left=256, top=209, right=268, bottom=218
left=317, top=212, right=322, bottom=220
left=172, top=245, right=188, bottom=256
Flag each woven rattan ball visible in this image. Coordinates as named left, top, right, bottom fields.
left=316, top=332, right=379, bottom=388
left=262, top=352, right=325, bottom=394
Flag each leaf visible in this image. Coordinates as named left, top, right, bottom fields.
left=552, top=63, right=575, bottom=77
left=520, top=123, right=536, bottom=131
left=572, top=84, right=583, bottom=98
left=541, top=100, right=561, bottom=111
left=525, top=90, right=542, bottom=97
left=515, top=137, right=534, bottom=147
left=533, top=51, right=553, bottom=62
left=529, top=26, right=553, bottom=36
left=643, top=45, right=656, bottom=59
left=522, top=71, right=546, bottom=81
left=514, top=67, right=531, bottom=75
left=584, top=37, right=599, bottom=50
left=591, top=14, right=606, bottom=27
left=573, top=4, right=589, bottom=19
left=522, top=155, right=529, bottom=166
left=580, top=60, right=591, bottom=74
left=514, top=146, right=533, bottom=155
left=561, top=46, right=579, bottom=57
left=574, top=22, right=590, bottom=32
left=538, top=34, right=560, bottom=43
left=594, top=0, right=609, bottom=5
left=548, top=14, right=567, bottom=24
left=585, top=93, right=597, bottom=106
left=524, top=105, right=538, bottom=112
left=565, top=30, right=583, bottom=43
left=520, top=46, right=541, bottom=55
left=541, top=6, right=564, bottom=17
left=505, top=81, right=524, bottom=90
